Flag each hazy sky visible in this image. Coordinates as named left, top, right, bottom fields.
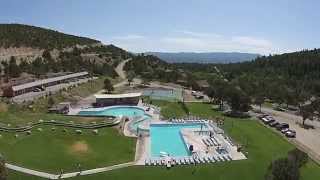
left=0, top=0, right=319, bottom=54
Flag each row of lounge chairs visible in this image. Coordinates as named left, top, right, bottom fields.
left=202, top=137, right=220, bottom=146
left=142, top=103, right=161, bottom=112
left=145, top=154, right=232, bottom=166
left=170, top=119, right=213, bottom=124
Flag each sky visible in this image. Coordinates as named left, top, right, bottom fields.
left=0, top=0, right=319, bottom=55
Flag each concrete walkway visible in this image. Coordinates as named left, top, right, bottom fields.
left=6, top=162, right=134, bottom=179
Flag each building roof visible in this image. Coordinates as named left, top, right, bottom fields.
left=94, top=92, right=142, bottom=99
left=12, top=72, right=88, bottom=91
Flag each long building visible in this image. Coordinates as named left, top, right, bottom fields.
left=94, top=92, right=142, bottom=107
left=3, top=72, right=89, bottom=97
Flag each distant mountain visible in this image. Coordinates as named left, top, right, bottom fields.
left=145, top=52, right=260, bottom=64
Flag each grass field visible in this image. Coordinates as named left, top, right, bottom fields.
left=0, top=126, right=136, bottom=173
left=5, top=101, right=320, bottom=179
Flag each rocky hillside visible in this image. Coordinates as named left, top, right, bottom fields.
left=0, top=24, right=130, bottom=64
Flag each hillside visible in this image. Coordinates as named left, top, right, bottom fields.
left=146, top=52, right=259, bottom=64
left=0, top=24, right=100, bottom=49
left=0, top=24, right=132, bottom=86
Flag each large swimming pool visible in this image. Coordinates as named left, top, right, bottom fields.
left=78, top=106, right=146, bottom=117
left=150, top=123, right=206, bottom=157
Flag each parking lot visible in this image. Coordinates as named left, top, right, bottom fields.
left=253, top=106, right=320, bottom=163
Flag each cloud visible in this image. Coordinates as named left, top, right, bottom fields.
left=106, top=31, right=276, bottom=54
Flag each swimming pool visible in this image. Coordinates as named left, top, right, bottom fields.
left=129, top=114, right=152, bottom=133
left=150, top=123, right=207, bottom=157
left=78, top=106, right=146, bottom=117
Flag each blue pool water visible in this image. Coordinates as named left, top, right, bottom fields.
left=78, top=106, right=146, bottom=117
left=150, top=123, right=206, bottom=157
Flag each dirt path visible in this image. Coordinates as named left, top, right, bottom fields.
left=115, top=58, right=131, bottom=80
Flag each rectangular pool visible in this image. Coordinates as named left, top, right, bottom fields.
left=150, top=123, right=206, bottom=157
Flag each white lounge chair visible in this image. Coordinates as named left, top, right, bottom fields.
left=209, top=156, right=215, bottom=163
left=177, top=158, right=181, bottom=165
left=152, top=159, right=157, bottom=165
left=213, top=156, right=220, bottom=162
left=181, top=158, right=186, bottom=165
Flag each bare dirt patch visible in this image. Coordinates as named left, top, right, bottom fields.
left=69, top=141, right=90, bottom=155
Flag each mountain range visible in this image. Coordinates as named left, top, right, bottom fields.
left=145, top=52, right=260, bottom=64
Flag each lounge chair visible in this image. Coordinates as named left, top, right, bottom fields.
left=218, top=156, right=225, bottom=162
left=189, top=157, right=195, bottom=164
left=177, top=158, right=181, bottom=165
left=202, top=139, right=209, bottom=146
left=205, top=156, right=211, bottom=163
left=209, top=156, right=215, bottom=163
left=181, top=158, right=186, bottom=165
left=213, top=156, right=220, bottom=162
left=161, top=158, right=166, bottom=165
left=194, top=157, right=200, bottom=164
left=152, top=159, right=157, bottom=165
left=200, top=157, right=206, bottom=163
left=184, top=157, right=190, bottom=164
left=171, top=159, right=176, bottom=166
left=207, top=139, right=213, bottom=146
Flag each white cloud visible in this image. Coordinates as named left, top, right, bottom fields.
left=106, top=31, right=277, bottom=54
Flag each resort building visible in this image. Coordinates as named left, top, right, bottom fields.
left=94, top=92, right=142, bottom=107
left=3, top=71, right=89, bottom=97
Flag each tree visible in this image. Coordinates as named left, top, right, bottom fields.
left=288, top=148, right=308, bottom=168
left=104, top=78, right=114, bottom=93
left=204, top=86, right=215, bottom=103
left=47, top=96, right=55, bottom=108
left=299, top=104, right=314, bottom=127
left=265, top=158, right=299, bottom=180
left=254, top=94, right=265, bottom=112
left=210, top=79, right=229, bottom=111
left=226, top=87, right=251, bottom=113
left=0, top=154, right=7, bottom=180
left=127, top=71, right=135, bottom=86
left=5, top=56, right=21, bottom=78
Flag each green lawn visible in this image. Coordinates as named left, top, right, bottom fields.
left=6, top=101, right=320, bottom=179
left=0, top=126, right=136, bottom=173
left=152, top=100, right=187, bottom=119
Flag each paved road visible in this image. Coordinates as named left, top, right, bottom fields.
left=253, top=105, right=320, bottom=163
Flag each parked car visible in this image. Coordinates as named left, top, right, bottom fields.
left=269, top=121, right=279, bottom=127
left=281, top=128, right=290, bottom=134
left=258, top=114, right=268, bottom=119
left=262, top=117, right=271, bottom=124
left=285, top=130, right=296, bottom=138
left=276, top=123, right=289, bottom=130
left=267, top=119, right=276, bottom=125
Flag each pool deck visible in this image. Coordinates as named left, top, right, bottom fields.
left=134, top=121, right=246, bottom=165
